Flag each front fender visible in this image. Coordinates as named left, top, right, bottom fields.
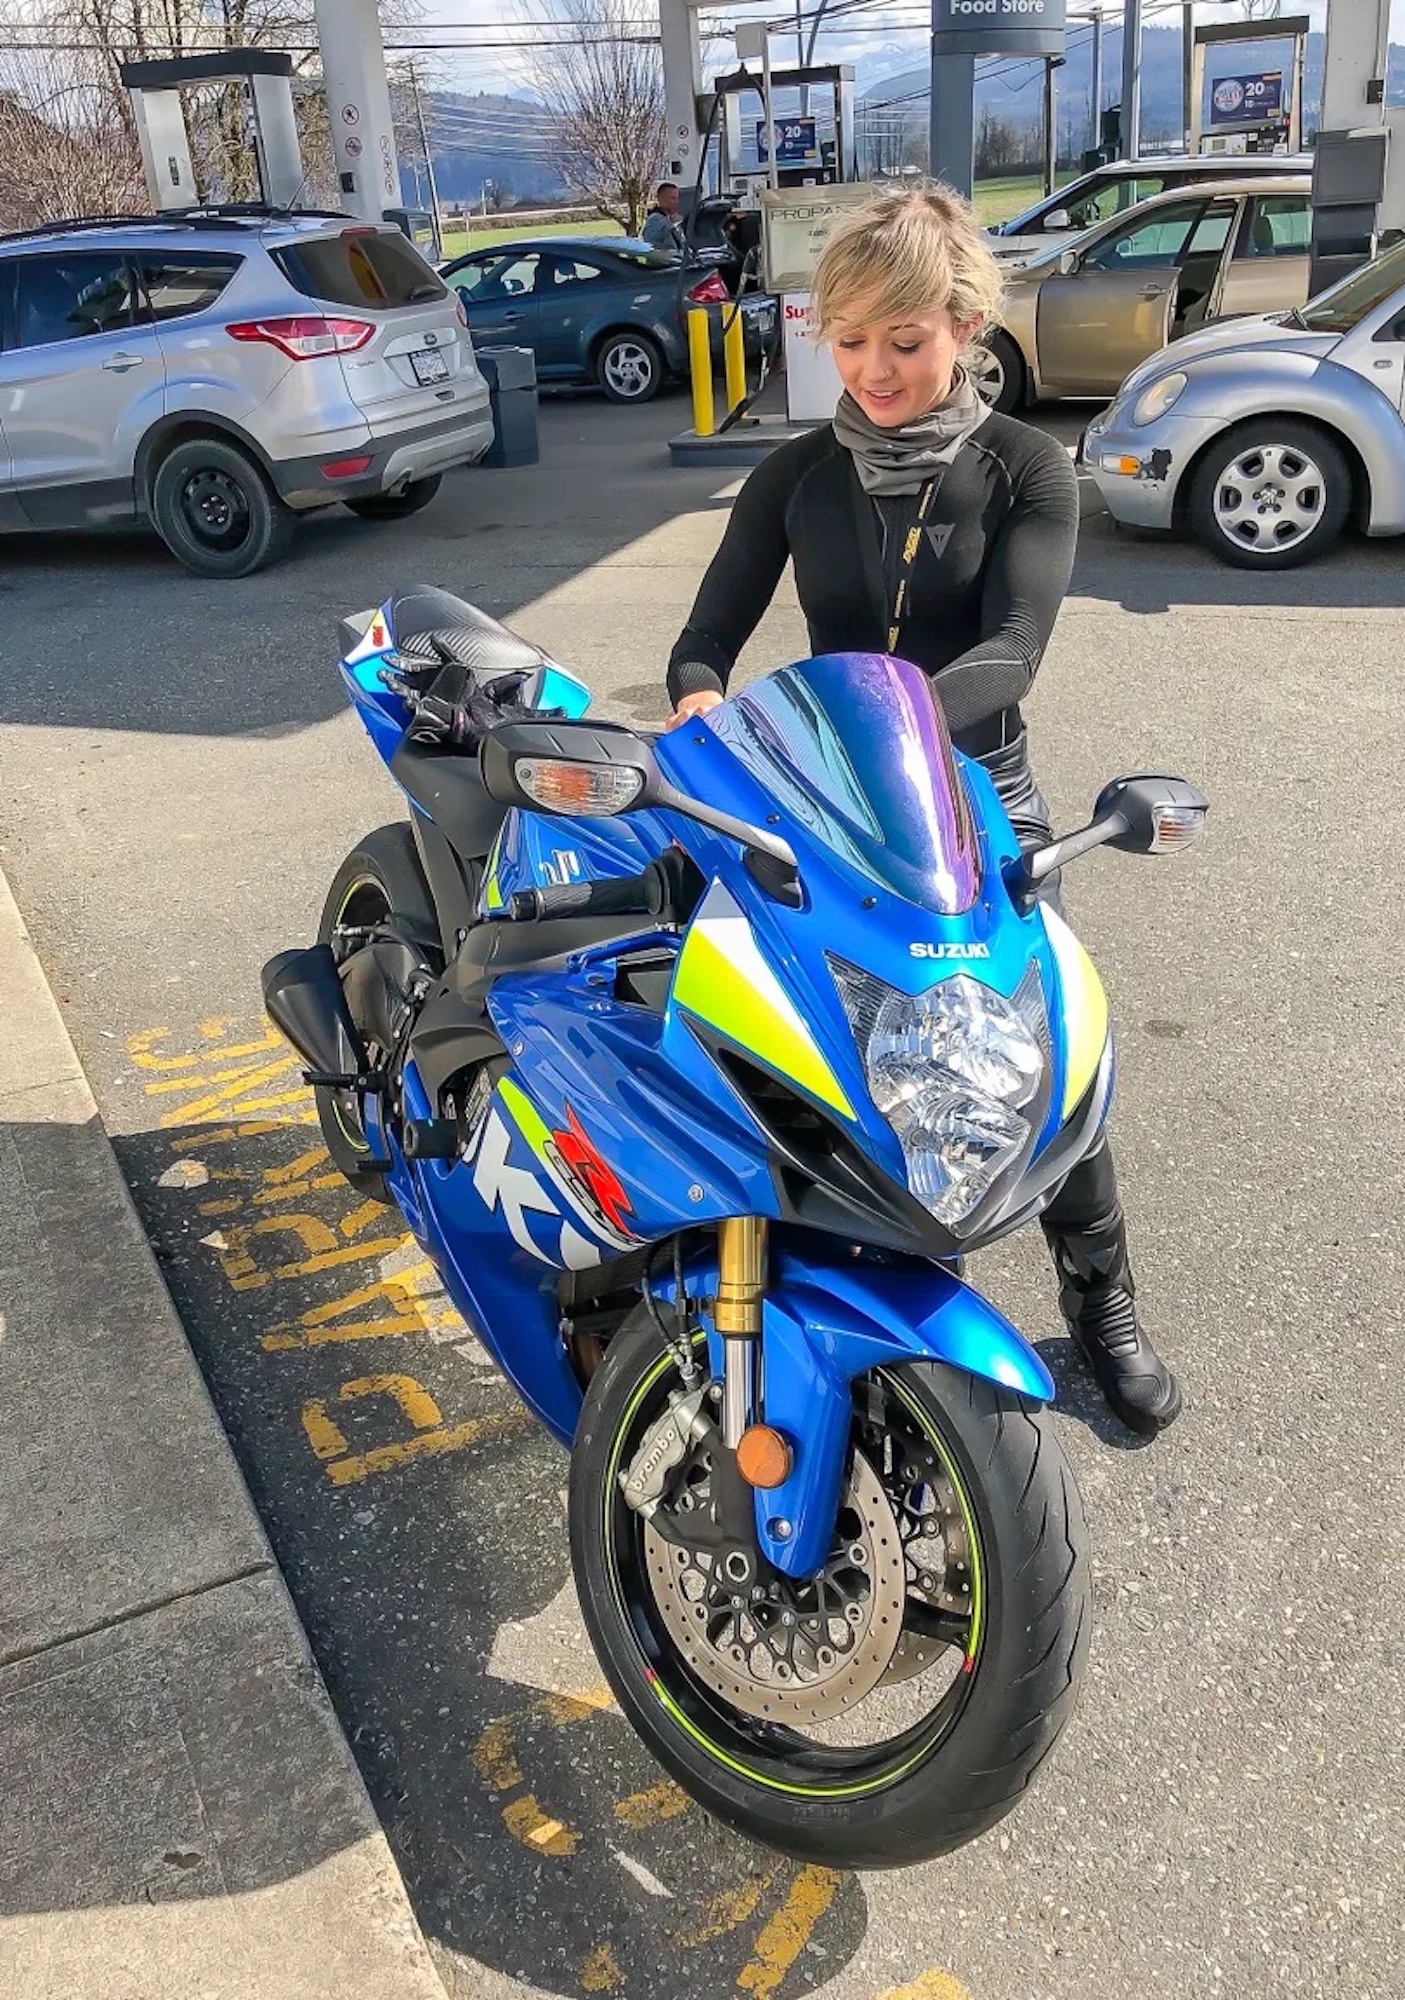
left=675, top=1246, right=1052, bottom=1580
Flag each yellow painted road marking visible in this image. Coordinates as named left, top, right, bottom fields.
left=260, top=1263, right=461, bottom=1353
left=340, top=1198, right=389, bottom=1241
left=217, top=1212, right=405, bottom=1290
left=580, top=1943, right=623, bottom=1992
left=472, top=1716, right=523, bottom=1793
left=145, top=1055, right=297, bottom=1095
left=502, top=1795, right=579, bottom=1857
left=877, top=1973, right=973, bottom=2000
left=157, top=1056, right=299, bottom=1127
left=264, top=1146, right=332, bottom=1185
left=613, top=1779, right=690, bottom=1831
left=672, top=1870, right=775, bottom=1948
left=300, top=1375, right=528, bottom=1486
left=736, top=1865, right=840, bottom=1997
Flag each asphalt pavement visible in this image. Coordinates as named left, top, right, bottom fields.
left=1, top=388, right=1402, bottom=2000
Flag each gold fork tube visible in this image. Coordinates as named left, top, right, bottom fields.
left=714, top=1216, right=767, bottom=1337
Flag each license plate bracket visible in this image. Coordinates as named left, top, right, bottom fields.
left=411, top=348, right=450, bottom=385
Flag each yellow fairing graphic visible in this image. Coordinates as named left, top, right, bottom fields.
left=673, top=882, right=856, bottom=1122
left=1042, top=907, right=1110, bottom=1119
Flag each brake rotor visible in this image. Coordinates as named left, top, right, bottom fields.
left=643, top=1447, right=906, bottom=1724
left=878, top=1437, right=976, bottom=1686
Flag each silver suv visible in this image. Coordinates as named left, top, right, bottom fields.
left=0, top=210, right=495, bottom=577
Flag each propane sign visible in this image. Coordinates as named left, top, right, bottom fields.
left=1209, top=70, right=1284, bottom=129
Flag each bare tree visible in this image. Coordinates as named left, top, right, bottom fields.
left=518, top=0, right=663, bottom=235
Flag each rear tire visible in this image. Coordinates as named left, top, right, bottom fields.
left=970, top=330, right=1026, bottom=414
left=315, top=824, right=438, bottom=1202
left=570, top=1310, right=1089, bottom=1868
left=596, top=330, right=664, bottom=404
left=345, top=475, right=442, bottom=522
left=150, top=435, right=294, bottom=578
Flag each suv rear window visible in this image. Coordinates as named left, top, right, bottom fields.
left=134, top=251, right=242, bottom=322
left=272, top=231, right=446, bottom=310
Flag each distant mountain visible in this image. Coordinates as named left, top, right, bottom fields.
left=426, top=92, right=561, bottom=207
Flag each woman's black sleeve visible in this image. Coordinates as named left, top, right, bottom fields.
left=930, top=440, right=1079, bottom=737
left=666, top=449, right=794, bottom=705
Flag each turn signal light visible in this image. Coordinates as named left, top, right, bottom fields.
left=513, top=757, right=644, bottom=816
left=1099, top=453, right=1142, bottom=477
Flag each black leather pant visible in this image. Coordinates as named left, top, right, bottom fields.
left=977, top=732, right=1127, bottom=1264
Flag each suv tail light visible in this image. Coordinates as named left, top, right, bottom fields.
left=227, top=316, right=374, bottom=360
left=685, top=272, right=731, bottom=306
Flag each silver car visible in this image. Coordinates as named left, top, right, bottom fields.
left=1080, top=238, right=1405, bottom=568
left=0, top=210, right=495, bottom=576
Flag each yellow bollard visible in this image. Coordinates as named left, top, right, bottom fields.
left=687, top=307, right=715, bottom=438
left=723, top=303, right=747, bottom=416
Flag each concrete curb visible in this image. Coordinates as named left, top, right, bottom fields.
left=0, top=866, right=451, bottom=2000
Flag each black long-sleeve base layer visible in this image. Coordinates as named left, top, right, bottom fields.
left=667, top=411, right=1079, bottom=761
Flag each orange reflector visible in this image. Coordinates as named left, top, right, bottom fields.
left=736, top=1425, right=792, bottom=1490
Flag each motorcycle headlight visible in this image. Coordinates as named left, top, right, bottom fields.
left=1131, top=371, right=1188, bottom=426
left=830, top=961, right=1046, bottom=1233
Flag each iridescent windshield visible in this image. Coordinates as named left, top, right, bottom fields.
left=710, top=653, right=979, bottom=915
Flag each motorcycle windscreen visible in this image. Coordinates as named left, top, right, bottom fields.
left=711, top=652, right=979, bottom=916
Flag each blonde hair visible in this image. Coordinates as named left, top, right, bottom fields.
left=812, top=182, right=1005, bottom=340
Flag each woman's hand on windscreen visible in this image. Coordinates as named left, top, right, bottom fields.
left=664, top=691, right=724, bottom=731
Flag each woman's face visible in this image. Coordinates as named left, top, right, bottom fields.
left=830, top=298, right=978, bottom=428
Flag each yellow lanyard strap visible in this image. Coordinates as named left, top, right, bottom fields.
left=886, top=478, right=941, bottom=655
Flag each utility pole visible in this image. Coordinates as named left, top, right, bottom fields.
left=930, top=55, right=975, bottom=197
left=1120, top=0, right=1143, bottom=160
left=408, top=59, right=441, bottom=237
left=1182, top=2, right=1195, bottom=154
left=1091, top=7, right=1104, bottom=139
left=1043, top=57, right=1058, bottom=194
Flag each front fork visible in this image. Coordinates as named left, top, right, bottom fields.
left=710, top=1217, right=788, bottom=1581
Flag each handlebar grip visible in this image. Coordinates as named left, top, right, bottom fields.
left=508, top=871, right=655, bottom=922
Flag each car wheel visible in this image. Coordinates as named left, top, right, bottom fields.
left=1188, top=420, right=1351, bottom=570
left=969, top=331, right=1025, bottom=414
left=596, top=331, right=664, bottom=404
left=345, top=475, right=443, bottom=522
left=150, top=436, right=294, bottom=579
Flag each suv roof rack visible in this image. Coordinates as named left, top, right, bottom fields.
left=0, top=204, right=355, bottom=246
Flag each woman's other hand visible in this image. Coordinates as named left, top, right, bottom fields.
left=664, top=691, right=724, bottom=731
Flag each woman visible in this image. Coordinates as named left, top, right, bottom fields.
left=663, top=183, right=1179, bottom=1436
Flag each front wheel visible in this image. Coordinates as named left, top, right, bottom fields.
left=1188, top=419, right=1351, bottom=569
left=569, top=1310, right=1089, bottom=1868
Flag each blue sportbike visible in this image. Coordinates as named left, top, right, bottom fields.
left=263, top=584, right=1206, bottom=1867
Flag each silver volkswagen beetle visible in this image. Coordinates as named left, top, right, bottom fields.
left=1079, top=238, right=1405, bottom=568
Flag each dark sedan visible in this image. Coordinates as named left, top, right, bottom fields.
left=439, top=237, right=777, bottom=404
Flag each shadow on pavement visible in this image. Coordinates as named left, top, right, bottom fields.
left=110, top=1093, right=869, bottom=1999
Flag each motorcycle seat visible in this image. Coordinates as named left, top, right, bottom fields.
left=388, top=585, right=562, bottom=683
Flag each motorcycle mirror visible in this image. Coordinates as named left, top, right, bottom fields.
left=1008, top=773, right=1207, bottom=907
left=480, top=720, right=660, bottom=817
left=1093, top=774, right=1209, bottom=856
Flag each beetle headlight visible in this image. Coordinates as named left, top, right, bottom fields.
left=1131, top=371, right=1188, bottom=425
left=831, top=961, right=1045, bottom=1232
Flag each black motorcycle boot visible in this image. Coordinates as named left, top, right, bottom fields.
left=1042, top=1206, right=1182, bottom=1436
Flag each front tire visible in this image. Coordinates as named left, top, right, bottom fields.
left=150, top=435, right=294, bottom=578
left=345, top=475, right=442, bottom=522
left=1188, top=419, right=1351, bottom=569
left=315, top=824, right=438, bottom=1202
left=570, top=1310, right=1089, bottom=1868
left=596, top=330, right=664, bottom=403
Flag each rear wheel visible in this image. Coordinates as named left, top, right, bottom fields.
left=1188, top=419, right=1351, bottom=569
left=150, top=435, right=294, bottom=578
left=970, top=330, right=1025, bottom=414
left=570, top=1310, right=1089, bottom=1868
left=596, top=330, right=664, bottom=404
left=345, top=475, right=442, bottom=522
left=315, top=824, right=438, bottom=1202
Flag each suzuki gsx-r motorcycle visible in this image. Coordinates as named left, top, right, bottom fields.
left=263, top=584, right=1206, bottom=1868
